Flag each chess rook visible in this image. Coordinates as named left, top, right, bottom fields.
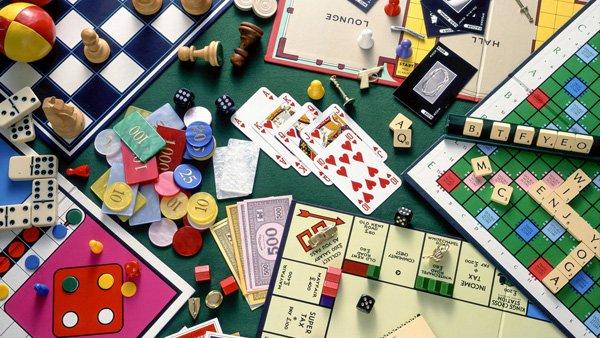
left=230, top=22, right=263, bottom=68
left=42, top=96, right=85, bottom=140
left=178, top=41, right=223, bottom=66
left=132, top=0, right=163, bottom=15
left=181, top=0, right=212, bottom=15
left=81, top=28, right=110, bottom=64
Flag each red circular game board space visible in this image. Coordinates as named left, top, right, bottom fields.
left=7, top=242, right=25, bottom=259
left=22, top=227, right=41, bottom=243
left=0, top=256, right=11, bottom=274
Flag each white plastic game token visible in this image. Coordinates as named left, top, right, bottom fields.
left=148, top=218, right=178, bottom=247
left=234, top=0, right=253, bottom=11
left=252, top=0, right=277, bottom=18
left=94, top=129, right=121, bottom=156
left=184, top=106, right=212, bottom=127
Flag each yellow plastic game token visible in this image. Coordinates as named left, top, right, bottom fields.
left=121, top=281, right=137, bottom=298
left=160, top=192, right=189, bottom=220
left=98, top=273, right=114, bottom=290
left=103, top=182, right=133, bottom=212
left=89, top=239, right=104, bottom=254
left=0, top=283, right=9, bottom=300
left=187, top=192, right=217, bottom=225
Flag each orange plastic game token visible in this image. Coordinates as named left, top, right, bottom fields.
left=89, top=239, right=103, bottom=254
left=154, top=171, right=180, bottom=197
left=172, top=226, right=203, bottom=257
left=121, top=281, right=137, bottom=298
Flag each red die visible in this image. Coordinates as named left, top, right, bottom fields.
left=125, top=261, right=141, bottom=280
left=194, top=265, right=210, bottom=282
left=220, top=276, right=239, bottom=296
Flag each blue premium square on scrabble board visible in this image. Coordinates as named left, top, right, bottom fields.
left=515, top=219, right=538, bottom=242
left=565, top=77, right=588, bottom=98
left=577, top=44, right=599, bottom=63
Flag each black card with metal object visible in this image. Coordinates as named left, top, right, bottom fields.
left=421, top=0, right=487, bottom=31
left=393, top=43, right=477, bottom=126
left=347, top=0, right=379, bottom=13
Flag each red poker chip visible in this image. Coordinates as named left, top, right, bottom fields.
left=172, top=226, right=203, bottom=257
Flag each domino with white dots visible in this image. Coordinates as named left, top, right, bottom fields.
left=0, top=113, right=36, bottom=143
left=0, top=203, right=32, bottom=229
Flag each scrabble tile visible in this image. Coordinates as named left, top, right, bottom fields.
left=31, top=178, right=58, bottom=227
left=8, top=155, right=58, bottom=181
left=491, top=183, right=512, bottom=205
left=490, top=122, right=511, bottom=141
left=514, top=125, right=535, bottom=145
left=389, top=113, right=412, bottom=131
left=572, top=134, right=594, bottom=154
left=570, top=242, right=594, bottom=267
left=536, top=129, right=558, bottom=149
left=555, top=131, right=576, bottom=151
left=555, top=204, right=578, bottom=229
left=555, top=179, right=580, bottom=203
left=556, top=255, right=582, bottom=279
left=541, top=192, right=565, bottom=216
left=564, top=216, right=594, bottom=242
left=582, top=230, right=600, bottom=259
left=393, top=129, right=412, bottom=148
left=542, top=268, right=569, bottom=294
left=471, top=156, right=493, bottom=177
left=113, top=111, right=166, bottom=162
left=463, top=118, right=484, bottom=137
left=565, top=169, right=591, bottom=191
left=527, top=180, right=551, bottom=204
left=0, top=87, right=41, bottom=128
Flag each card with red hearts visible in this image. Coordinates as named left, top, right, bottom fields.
left=314, top=130, right=401, bottom=215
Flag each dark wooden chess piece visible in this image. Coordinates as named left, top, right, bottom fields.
left=230, top=22, right=263, bottom=68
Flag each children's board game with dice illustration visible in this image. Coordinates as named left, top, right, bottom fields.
left=0, top=0, right=231, bottom=160
left=0, top=136, right=193, bottom=337
left=405, top=2, right=600, bottom=337
left=265, top=0, right=584, bottom=101
left=257, top=202, right=566, bottom=338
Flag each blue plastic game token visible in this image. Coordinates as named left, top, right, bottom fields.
left=25, top=255, right=40, bottom=270
left=173, top=164, right=203, bottom=190
left=52, top=223, right=68, bottom=239
left=186, top=137, right=215, bottom=160
left=186, top=122, right=212, bottom=147
left=34, top=283, right=49, bottom=296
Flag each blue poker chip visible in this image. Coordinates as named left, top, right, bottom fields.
left=173, top=164, right=203, bottom=190
left=183, top=149, right=193, bottom=160
left=186, top=122, right=212, bottom=147
left=52, top=223, right=68, bottom=239
left=25, top=255, right=40, bottom=270
left=186, top=137, right=215, bottom=160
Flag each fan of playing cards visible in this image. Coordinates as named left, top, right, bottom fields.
left=231, top=88, right=401, bottom=215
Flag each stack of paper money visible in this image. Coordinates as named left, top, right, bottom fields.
left=210, top=196, right=292, bottom=310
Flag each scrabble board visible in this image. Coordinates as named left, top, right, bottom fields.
left=265, top=0, right=584, bottom=101
left=0, top=0, right=232, bottom=160
left=0, top=135, right=194, bottom=337
left=256, top=202, right=564, bottom=338
left=405, top=2, right=600, bottom=336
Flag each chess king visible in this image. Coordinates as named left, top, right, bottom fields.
left=42, top=97, right=86, bottom=139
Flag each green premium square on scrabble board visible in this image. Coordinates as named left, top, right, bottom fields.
left=113, top=111, right=165, bottom=162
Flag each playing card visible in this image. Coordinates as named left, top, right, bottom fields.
left=252, top=93, right=311, bottom=176
left=275, top=103, right=333, bottom=185
left=422, top=0, right=489, bottom=34
left=314, top=130, right=401, bottom=215
left=347, top=0, right=378, bottom=13
left=301, top=104, right=387, bottom=160
left=231, top=88, right=291, bottom=169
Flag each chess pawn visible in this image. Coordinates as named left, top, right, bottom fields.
left=357, top=28, right=374, bottom=50
left=81, top=28, right=110, bottom=64
left=42, top=96, right=85, bottom=140
left=132, top=0, right=163, bottom=15
left=396, top=39, right=412, bottom=59
left=384, top=0, right=401, bottom=16
left=181, top=0, right=212, bottom=15
left=230, top=22, right=263, bottom=68
left=178, top=41, right=223, bottom=66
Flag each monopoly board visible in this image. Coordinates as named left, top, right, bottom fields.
left=0, top=0, right=231, bottom=159
left=257, top=202, right=564, bottom=338
left=265, top=0, right=584, bottom=101
left=405, top=2, right=600, bottom=337
left=0, top=135, right=194, bottom=337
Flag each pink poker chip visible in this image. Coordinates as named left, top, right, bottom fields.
left=154, top=172, right=180, bottom=197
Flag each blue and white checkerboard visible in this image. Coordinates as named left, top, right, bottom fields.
left=0, top=0, right=231, bottom=159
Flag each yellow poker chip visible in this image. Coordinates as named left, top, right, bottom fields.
left=187, top=192, right=217, bottom=225
left=121, top=281, right=137, bottom=298
left=98, top=273, right=114, bottom=290
left=103, top=182, right=133, bottom=212
left=160, top=192, right=189, bottom=220
left=0, top=283, right=9, bottom=300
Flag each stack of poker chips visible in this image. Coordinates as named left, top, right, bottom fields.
left=185, top=121, right=216, bottom=161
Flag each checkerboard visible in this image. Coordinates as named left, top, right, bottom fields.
left=0, top=0, right=231, bottom=159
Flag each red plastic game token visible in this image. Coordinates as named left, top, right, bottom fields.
left=154, top=172, right=180, bottom=197
left=172, top=226, right=203, bottom=257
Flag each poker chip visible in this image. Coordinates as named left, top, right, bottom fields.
left=183, top=149, right=193, bottom=160
left=234, top=0, right=253, bottom=11
left=184, top=107, right=212, bottom=127
left=187, top=192, right=218, bottom=225
left=106, top=148, right=123, bottom=167
left=205, top=290, right=223, bottom=309
left=0, top=283, right=9, bottom=300
left=252, top=0, right=277, bottom=18
left=24, top=254, right=40, bottom=270
left=94, top=129, right=121, bottom=156
left=148, top=218, right=178, bottom=247
left=121, top=281, right=137, bottom=297
left=103, top=182, right=133, bottom=212
left=173, top=164, right=203, bottom=190
left=186, top=137, right=216, bottom=160
left=172, top=226, right=203, bottom=257
left=52, top=223, right=68, bottom=239
left=154, top=172, right=181, bottom=197
left=186, top=213, right=217, bottom=230
left=186, top=122, right=212, bottom=147
left=160, top=192, right=189, bottom=220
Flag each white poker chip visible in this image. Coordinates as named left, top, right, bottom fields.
left=252, top=0, right=277, bottom=18
left=234, top=0, right=253, bottom=11
left=105, top=148, right=123, bottom=167
left=94, top=129, right=121, bottom=156
left=184, top=107, right=212, bottom=127
left=148, top=218, right=178, bottom=247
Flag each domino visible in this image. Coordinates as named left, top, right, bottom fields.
left=0, top=203, right=32, bottom=230
left=8, top=155, right=58, bottom=181
left=31, top=178, right=58, bottom=227
left=0, top=113, right=36, bottom=143
left=0, top=87, right=41, bottom=128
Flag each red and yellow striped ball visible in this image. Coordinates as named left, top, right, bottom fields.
left=0, top=2, right=55, bottom=63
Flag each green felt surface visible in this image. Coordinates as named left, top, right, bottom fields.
left=29, top=5, right=476, bottom=337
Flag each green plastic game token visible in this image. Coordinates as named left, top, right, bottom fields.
left=113, top=111, right=166, bottom=162
left=62, top=276, right=79, bottom=293
left=66, top=209, right=83, bottom=226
